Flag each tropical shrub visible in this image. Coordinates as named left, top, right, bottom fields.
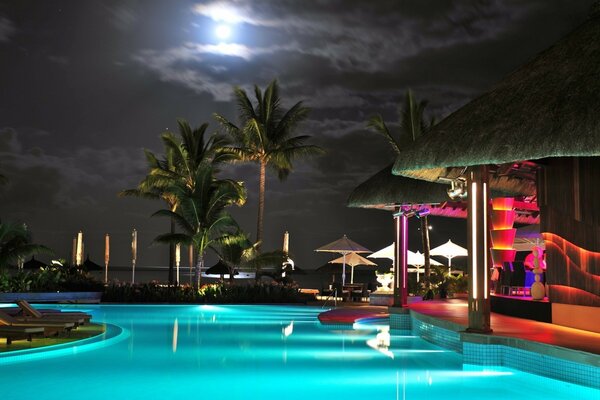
left=0, top=267, right=103, bottom=293
left=102, top=281, right=309, bottom=304
left=102, top=282, right=199, bottom=303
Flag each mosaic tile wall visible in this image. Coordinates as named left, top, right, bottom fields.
left=464, top=342, right=600, bottom=389
left=411, top=317, right=463, bottom=353
left=389, top=314, right=599, bottom=389
left=389, top=313, right=411, bottom=330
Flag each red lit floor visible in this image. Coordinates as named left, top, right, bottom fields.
left=409, top=298, right=600, bottom=356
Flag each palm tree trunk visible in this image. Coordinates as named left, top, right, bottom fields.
left=421, top=216, right=431, bottom=289
left=194, top=251, right=204, bottom=290
left=256, top=159, right=266, bottom=252
left=168, top=217, right=175, bottom=286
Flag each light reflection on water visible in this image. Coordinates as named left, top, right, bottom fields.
left=0, top=304, right=597, bottom=400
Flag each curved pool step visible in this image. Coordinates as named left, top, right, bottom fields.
left=318, top=307, right=389, bottom=326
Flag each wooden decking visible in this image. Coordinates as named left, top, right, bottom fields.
left=316, top=298, right=600, bottom=356
left=409, top=298, right=600, bottom=356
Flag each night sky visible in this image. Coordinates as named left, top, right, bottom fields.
left=0, top=0, right=594, bottom=273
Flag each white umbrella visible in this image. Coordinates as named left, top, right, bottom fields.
left=329, top=252, right=377, bottom=284
left=368, top=243, right=395, bottom=261
left=315, top=235, right=371, bottom=285
left=430, top=239, right=468, bottom=274
left=368, top=243, right=419, bottom=272
left=407, top=250, right=443, bottom=282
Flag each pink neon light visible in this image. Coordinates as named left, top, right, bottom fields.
left=402, top=215, right=408, bottom=290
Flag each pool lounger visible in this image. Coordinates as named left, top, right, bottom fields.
left=16, top=300, right=92, bottom=325
left=0, top=326, right=45, bottom=345
left=0, top=310, right=75, bottom=337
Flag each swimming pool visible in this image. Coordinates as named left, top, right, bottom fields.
left=0, top=305, right=598, bottom=399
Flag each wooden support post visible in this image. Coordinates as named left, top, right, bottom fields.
left=467, top=165, right=492, bottom=333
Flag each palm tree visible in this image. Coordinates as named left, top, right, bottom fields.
left=120, top=119, right=234, bottom=285
left=368, top=90, right=436, bottom=291
left=0, top=220, right=53, bottom=270
left=214, top=80, right=324, bottom=251
left=215, top=232, right=287, bottom=283
left=153, top=164, right=246, bottom=289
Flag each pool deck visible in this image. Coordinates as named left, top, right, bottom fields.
left=407, top=298, right=600, bottom=357
left=316, top=298, right=600, bottom=357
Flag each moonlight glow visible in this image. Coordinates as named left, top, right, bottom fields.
left=215, top=24, right=232, bottom=40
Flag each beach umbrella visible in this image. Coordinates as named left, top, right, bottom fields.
left=71, top=236, right=77, bottom=266
left=131, top=228, right=137, bottom=284
left=368, top=244, right=420, bottom=269
left=283, top=231, right=289, bottom=255
left=368, top=246, right=431, bottom=265
left=83, top=255, right=103, bottom=271
left=205, top=260, right=237, bottom=279
left=75, top=230, right=84, bottom=266
left=408, top=250, right=443, bottom=282
left=104, top=233, right=110, bottom=283
left=328, top=252, right=376, bottom=284
left=368, top=243, right=395, bottom=261
left=430, top=239, right=468, bottom=274
left=315, top=235, right=370, bottom=285
left=23, top=256, right=47, bottom=270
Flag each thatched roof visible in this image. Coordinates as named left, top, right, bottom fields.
left=393, top=7, right=600, bottom=177
left=348, top=164, right=534, bottom=211
left=347, top=164, right=451, bottom=209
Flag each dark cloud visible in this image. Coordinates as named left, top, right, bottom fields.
left=0, top=15, right=15, bottom=42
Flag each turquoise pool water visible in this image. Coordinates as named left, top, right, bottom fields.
left=0, top=305, right=598, bottom=400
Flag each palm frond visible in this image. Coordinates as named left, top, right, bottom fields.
left=233, top=86, right=257, bottom=122
left=274, top=101, right=310, bottom=140
left=367, top=114, right=402, bottom=153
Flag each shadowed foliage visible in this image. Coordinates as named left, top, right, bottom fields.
left=152, top=164, right=246, bottom=289
left=120, top=119, right=235, bottom=285
left=214, top=79, right=324, bottom=250
left=0, top=220, right=53, bottom=269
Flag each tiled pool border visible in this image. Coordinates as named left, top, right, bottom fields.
left=389, top=308, right=600, bottom=389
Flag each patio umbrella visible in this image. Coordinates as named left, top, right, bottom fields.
left=315, top=235, right=370, bottom=285
left=75, top=230, right=84, bottom=266
left=368, top=243, right=419, bottom=270
left=368, top=243, right=395, bottom=261
left=83, top=255, right=103, bottom=271
left=328, top=252, right=376, bottom=284
left=430, top=239, right=468, bottom=274
left=205, top=260, right=237, bottom=278
left=408, top=250, right=443, bottom=282
left=23, top=256, right=47, bottom=270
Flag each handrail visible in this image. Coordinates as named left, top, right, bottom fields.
left=321, top=288, right=337, bottom=308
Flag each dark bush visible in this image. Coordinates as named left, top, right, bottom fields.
left=0, top=267, right=103, bottom=293
left=102, top=281, right=307, bottom=304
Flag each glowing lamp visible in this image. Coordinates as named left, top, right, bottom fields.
left=491, top=210, right=516, bottom=230
left=490, top=229, right=517, bottom=249
left=491, top=197, right=515, bottom=211
left=491, top=249, right=517, bottom=268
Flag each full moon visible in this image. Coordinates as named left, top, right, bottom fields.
left=215, top=24, right=232, bottom=40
